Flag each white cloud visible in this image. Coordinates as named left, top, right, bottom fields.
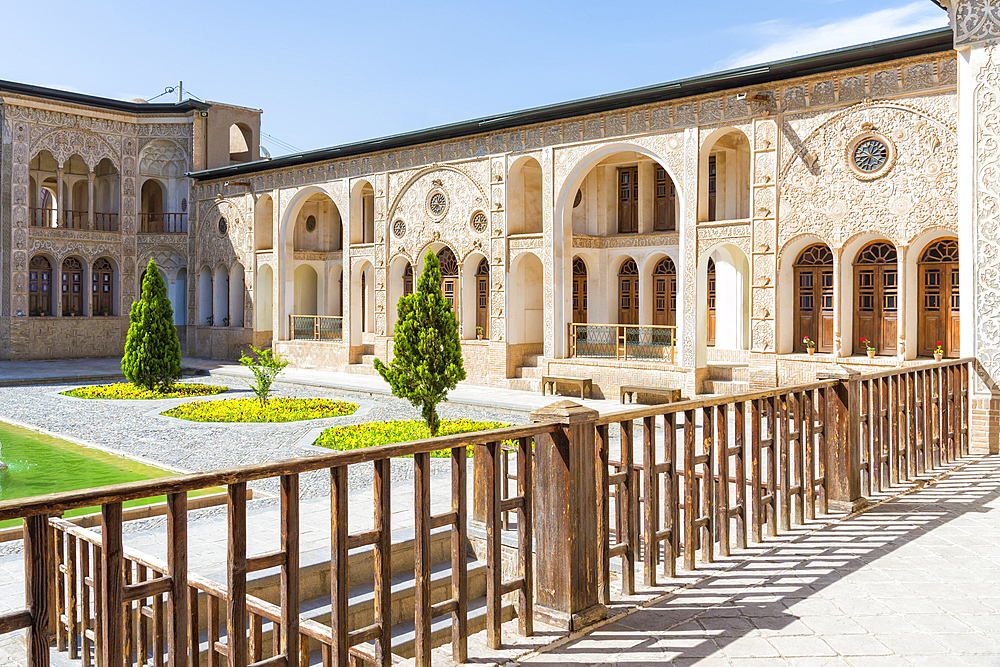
left=720, top=2, right=948, bottom=70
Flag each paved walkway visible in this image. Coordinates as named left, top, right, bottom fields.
left=515, top=456, right=1000, bottom=667
left=0, top=356, right=631, bottom=416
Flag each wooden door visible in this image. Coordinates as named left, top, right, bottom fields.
left=707, top=258, right=716, bottom=346
left=29, top=255, right=51, bottom=316
left=61, top=257, right=83, bottom=316
left=618, top=259, right=639, bottom=324
left=653, top=166, right=676, bottom=231
left=917, top=239, right=960, bottom=357
left=793, top=244, right=834, bottom=353
left=438, top=247, right=459, bottom=312
left=854, top=241, right=898, bottom=355
left=92, top=258, right=114, bottom=316
left=652, top=257, right=676, bottom=327
left=572, top=258, right=588, bottom=323
left=617, top=167, right=638, bottom=233
left=476, top=258, right=489, bottom=337
left=402, top=263, right=413, bottom=296
left=707, top=155, right=717, bottom=222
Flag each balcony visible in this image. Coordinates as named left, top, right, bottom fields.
left=139, top=212, right=187, bottom=234
left=290, top=315, right=343, bottom=341
left=569, top=323, right=677, bottom=363
left=29, top=208, right=119, bottom=232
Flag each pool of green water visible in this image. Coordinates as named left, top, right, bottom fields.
left=0, top=420, right=211, bottom=528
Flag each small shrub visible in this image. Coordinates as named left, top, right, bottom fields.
left=239, top=346, right=289, bottom=406
left=63, top=383, right=226, bottom=400
left=163, top=398, right=357, bottom=423
left=315, top=418, right=513, bottom=457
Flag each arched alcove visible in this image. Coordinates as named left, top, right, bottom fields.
left=229, top=263, right=245, bottom=327
left=508, top=253, right=544, bottom=345
left=213, top=265, right=230, bottom=326
left=198, top=267, right=213, bottom=326
left=255, top=194, right=273, bottom=251
left=507, top=157, right=543, bottom=235
left=256, top=264, right=273, bottom=331
left=699, top=128, right=751, bottom=222
left=350, top=181, right=375, bottom=244
left=293, top=192, right=341, bottom=252
left=293, top=264, right=319, bottom=315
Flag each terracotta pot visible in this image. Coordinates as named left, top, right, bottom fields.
left=807, top=347, right=816, bottom=356
left=934, top=352, right=943, bottom=362
left=867, top=350, right=876, bottom=359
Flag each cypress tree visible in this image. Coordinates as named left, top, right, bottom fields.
left=374, top=251, right=466, bottom=436
left=122, top=259, right=182, bottom=391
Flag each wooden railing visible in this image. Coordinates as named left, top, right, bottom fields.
left=29, top=209, right=118, bottom=231
left=0, top=359, right=973, bottom=667
left=290, top=315, right=343, bottom=341
left=569, top=323, right=677, bottom=364
left=139, top=213, right=187, bottom=234
left=0, top=421, right=555, bottom=667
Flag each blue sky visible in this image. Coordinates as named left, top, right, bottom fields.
left=4, top=1, right=947, bottom=157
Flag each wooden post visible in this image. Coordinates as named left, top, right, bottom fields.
left=281, top=475, right=300, bottom=667
left=227, top=483, right=247, bottom=667
left=101, top=503, right=124, bottom=667
left=824, top=377, right=867, bottom=513
left=529, top=401, right=606, bottom=631
left=167, top=493, right=188, bottom=667
left=24, top=514, right=51, bottom=667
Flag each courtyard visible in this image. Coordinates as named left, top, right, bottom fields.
left=0, top=358, right=996, bottom=666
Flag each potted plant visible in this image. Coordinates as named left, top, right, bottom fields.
left=803, top=335, right=816, bottom=356
left=222, top=317, right=230, bottom=327
left=861, top=337, right=876, bottom=359
left=476, top=325, right=484, bottom=341
left=206, top=315, right=213, bottom=327
left=934, top=340, right=944, bottom=362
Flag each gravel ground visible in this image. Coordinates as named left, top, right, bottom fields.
left=0, top=376, right=529, bottom=502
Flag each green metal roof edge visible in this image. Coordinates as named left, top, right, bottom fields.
left=191, top=26, right=954, bottom=181
left=0, top=79, right=210, bottom=114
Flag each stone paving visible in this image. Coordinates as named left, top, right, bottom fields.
left=515, top=456, right=1000, bottom=667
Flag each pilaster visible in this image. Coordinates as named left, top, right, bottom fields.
left=750, top=116, right=778, bottom=354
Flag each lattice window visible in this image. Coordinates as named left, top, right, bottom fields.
left=795, top=244, right=834, bottom=267
left=92, top=258, right=114, bottom=316
left=29, top=255, right=52, bottom=316
left=857, top=241, right=897, bottom=265
left=920, top=238, right=959, bottom=263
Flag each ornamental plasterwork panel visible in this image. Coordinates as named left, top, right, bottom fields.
left=137, top=234, right=188, bottom=248
left=197, top=200, right=248, bottom=271
left=953, top=0, right=1000, bottom=46
left=972, top=45, right=1000, bottom=390
left=29, top=128, right=120, bottom=169
left=385, top=165, right=489, bottom=264
left=293, top=251, right=342, bottom=261
left=572, top=233, right=681, bottom=249
left=778, top=103, right=958, bottom=252
left=29, top=229, right=120, bottom=244
left=138, top=139, right=188, bottom=177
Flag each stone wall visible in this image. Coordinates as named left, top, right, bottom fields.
left=189, top=326, right=253, bottom=361
left=8, top=316, right=128, bottom=360
left=273, top=339, right=350, bottom=369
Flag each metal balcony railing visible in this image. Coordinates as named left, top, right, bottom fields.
left=569, top=322, right=677, bottom=364
left=290, top=315, right=343, bottom=341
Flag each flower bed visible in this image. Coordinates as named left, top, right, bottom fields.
left=314, top=418, right=511, bottom=457
left=162, top=398, right=358, bottom=423
left=63, top=383, right=227, bottom=400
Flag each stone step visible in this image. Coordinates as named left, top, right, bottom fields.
left=506, top=378, right=541, bottom=392
left=707, top=363, right=750, bottom=382
left=519, top=354, right=543, bottom=368
left=514, top=365, right=542, bottom=379
left=343, top=363, right=379, bottom=376
left=703, top=379, right=751, bottom=395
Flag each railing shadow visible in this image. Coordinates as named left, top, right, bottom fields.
left=524, top=455, right=1000, bottom=664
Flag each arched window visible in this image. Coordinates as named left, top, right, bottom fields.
left=92, top=258, right=114, bottom=316
left=794, top=244, right=834, bottom=353
left=707, top=258, right=717, bottom=346
left=476, top=259, right=489, bottom=338
left=653, top=257, right=677, bottom=327
left=438, top=247, right=459, bottom=310
left=572, top=258, right=588, bottom=324
left=29, top=256, right=52, bottom=316
left=403, top=263, right=414, bottom=297
left=618, top=259, right=639, bottom=324
left=61, top=257, right=83, bottom=316
left=854, top=241, right=898, bottom=355
left=918, top=239, right=959, bottom=358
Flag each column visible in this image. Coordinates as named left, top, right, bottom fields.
left=832, top=248, right=845, bottom=357
left=87, top=171, right=95, bottom=230
left=56, top=166, right=64, bottom=228
left=637, top=160, right=654, bottom=235
left=680, top=128, right=705, bottom=394
left=896, top=245, right=908, bottom=361
left=945, top=0, right=1000, bottom=453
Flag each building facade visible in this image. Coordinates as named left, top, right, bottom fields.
left=0, top=82, right=260, bottom=359
left=5, top=0, right=1000, bottom=452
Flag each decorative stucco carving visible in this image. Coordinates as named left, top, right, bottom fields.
left=954, top=0, right=1000, bottom=46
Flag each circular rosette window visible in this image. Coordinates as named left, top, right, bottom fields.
left=392, top=219, right=406, bottom=239
left=426, top=189, right=449, bottom=220
left=471, top=211, right=488, bottom=234
left=845, top=133, right=896, bottom=180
